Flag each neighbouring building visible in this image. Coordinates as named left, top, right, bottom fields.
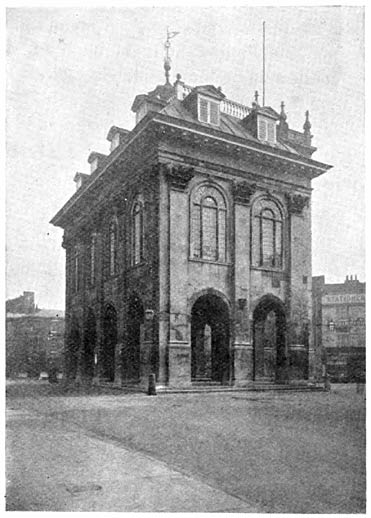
left=6, top=292, right=65, bottom=378
left=51, top=47, right=332, bottom=388
left=313, top=275, right=365, bottom=381
left=6, top=291, right=36, bottom=315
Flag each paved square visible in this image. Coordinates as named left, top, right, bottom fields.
left=6, top=382, right=366, bottom=513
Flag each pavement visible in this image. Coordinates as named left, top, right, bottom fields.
left=6, top=405, right=256, bottom=512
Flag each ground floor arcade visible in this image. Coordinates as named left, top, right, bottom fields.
left=65, top=291, right=312, bottom=387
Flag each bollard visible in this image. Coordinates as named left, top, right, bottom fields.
left=148, top=373, right=157, bottom=396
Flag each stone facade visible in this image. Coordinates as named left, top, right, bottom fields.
left=312, top=275, right=365, bottom=381
left=51, top=71, right=332, bottom=387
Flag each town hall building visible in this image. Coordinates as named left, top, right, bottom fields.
left=51, top=49, right=332, bottom=389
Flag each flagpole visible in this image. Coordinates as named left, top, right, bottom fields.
left=262, top=21, right=266, bottom=106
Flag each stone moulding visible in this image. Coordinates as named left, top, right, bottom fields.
left=168, top=341, right=191, bottom=347
left=233, top=343, right=253, bottom=349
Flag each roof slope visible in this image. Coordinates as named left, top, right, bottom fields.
left=161, top=100, right=301, bottom=155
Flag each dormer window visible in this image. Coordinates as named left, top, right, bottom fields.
left=137, top=103, right=148, bottom=124
left=258, top=116, right=276, bottom=144
left=107, top=126, right=129, bottom=153
left=243, top=104, right=279, bottom=145
left=73, top=172, right=90, bottom=191
left=88, top=152, right=107, bottom=173
left=110, top=133, right=120, bottom=152
left=90, top=159, right=98, bottom=173
left=198, top=96, right=220, bottom=125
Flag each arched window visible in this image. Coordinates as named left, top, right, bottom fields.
left=132, top=198, right=144, bottom=265
left=191, top=185, right=227, bottom=262
left=108, top=220, right=117, bottom=276
left=252, top=198, right=283, bottom=269
left=73, top=246, right=80, bottom=292
left=89, top=233, right=96, bottom=285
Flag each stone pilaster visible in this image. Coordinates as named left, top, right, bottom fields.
left=233, top=181, right=256, bottom=384
left=233, top=344, right=254, bottom=386
left=168, top=342, right=192, bottom=387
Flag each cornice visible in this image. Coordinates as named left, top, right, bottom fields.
left=151, top=113, right=332, bottom=175
left=158, top=149, right=312, bottom=196
left=51, top=110, right=331, bottom=229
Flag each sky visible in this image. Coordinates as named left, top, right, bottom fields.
left=6, top=4, right=365, bottom=309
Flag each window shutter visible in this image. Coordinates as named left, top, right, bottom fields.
left=267, top=122, right=275, bottom=143
left=258, top=118, right=267, bottom=140
left=209, top=101, right=219, bottom=125
left=199, top=98, right=208, bottom=123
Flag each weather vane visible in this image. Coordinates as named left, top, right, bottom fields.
left=164, top=27, right=180, bottom=83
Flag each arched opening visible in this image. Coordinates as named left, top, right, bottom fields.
left=253, top=296, right=287, bottom=382
left=191, top=294, right=230, bottom=384
left=190, top=184, right=227, bottom=263
left=83, top=309, right=96, bottom=379
left=102, top=304, right=117, bottom=382
left=124, top=294, right=144, bottom=382
left=67, top=317, right=80, bottom=380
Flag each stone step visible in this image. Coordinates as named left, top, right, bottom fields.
left=98, top=380, right=324, bottom=395
left=191, top=380, right=222, bottom=386
left=157, top=383, right=324, bottom=395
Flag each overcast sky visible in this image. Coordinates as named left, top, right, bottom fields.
left=6, top=5, right=364, bottom=309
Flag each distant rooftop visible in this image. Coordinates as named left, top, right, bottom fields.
left=313, top=275, right=365, bottom=295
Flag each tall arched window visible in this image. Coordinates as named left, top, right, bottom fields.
left=191, top=185, right=227, bottom=262
left=108, top=220, right=117, bottom=276
left=252, top=198, right=283, bottom=269
left=132, top=198, right=144, bottom=265
left=89, top=233, right=96, bottom=285
left=73, top=246, right=80, bottom=292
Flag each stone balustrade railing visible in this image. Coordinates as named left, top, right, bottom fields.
left=220, top=99, right=250, bottom=119
left=180, top=84, right=249, bottom=119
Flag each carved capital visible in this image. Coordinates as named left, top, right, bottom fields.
left=149, top=163, right=162, bottom=176
left=62, top=232, right=70, bottom=249
left=232, top=181, right=256, bottom=205
left=111, top=191, right=128, bottom=213
left=286, top=193, right=309, bottom=214
left=165, top=163, right=194, bottom=190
